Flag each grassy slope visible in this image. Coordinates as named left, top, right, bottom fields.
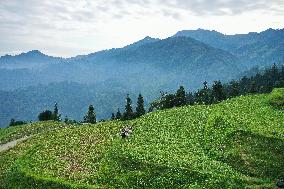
left=0, top=121, right=75, bottom=145
left=0, top=93, right=284, bottom=188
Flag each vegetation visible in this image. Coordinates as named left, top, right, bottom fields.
left=122, top=94, right=134, bottom=120
left=115, top=108, right=122, bottom=120
left=0, top=91, right=283, bottom=188
left=0, top=121, right=74, bottom=145
left=135, top=94, right=146, bottom=117
left=150, top=64, right=284, bottom=112
left=83, top=105, right=96, bottom=124
left=53, top=103, right=61, bottom=121
left=269, top=88, right=284, bottom=108
left=9, top=119, right=26, bottom=127
left=38, top=110, right=54, bottom=121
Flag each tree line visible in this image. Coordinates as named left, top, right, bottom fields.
left=9, top=64, right=284, bottom=126
left=11, top=93, right=146, bottom=126
left=149, top=64, right=284, bottom=111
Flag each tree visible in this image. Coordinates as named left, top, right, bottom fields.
left=53, top=103, right=61, bottom=121
left=162, top=94, right=176, bottom=109
left=64, top=116, right=69, bottom=124
left=212, top=80, right=226, bottom=102
left=111, top=113, right=116, bottom=120
left=116, top=108, right=122, bottom=119
left=186, top=92, right=195, bottom=105
left=200, top=81, right=211, bottom=104
left=136, top=94, right=145, bottom=117
left=175, top=86, right=186, bottom=106
left=38, top=110, right=54, bottom=121
left=228, top=80, right=240, bottom=98
left=249, top=81, right=257, bottom=93
left=194, top=89, right=203, bottom=104
left=9, top=118, right=26, bottom=127
left=122, top=94, right=134, bottom=120
left=83, top=105, right=96, bottom=124
left=9, top=118, right=15, bottom=126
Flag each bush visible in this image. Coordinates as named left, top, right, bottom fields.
left=269, top=88, right=284, bottom=108
left=38, top=110, right=54, bottom=121
left=9, top=119, right=26, bottom=127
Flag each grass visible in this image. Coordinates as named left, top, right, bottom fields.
left=0, top=92, right=284, bottom=188
left=0, top=121, right=76, bottom=145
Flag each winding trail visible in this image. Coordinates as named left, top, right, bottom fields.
left=0, top=136, right=29, bottom=153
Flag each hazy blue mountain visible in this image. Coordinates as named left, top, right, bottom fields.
left=0, top=36, right=241, bottom=90
left=0, top=50, right=64, bottom=69
left=174, top=28, right=284, bottom=68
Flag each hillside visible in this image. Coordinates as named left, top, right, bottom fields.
left=0, top=91, right=283, bottom=188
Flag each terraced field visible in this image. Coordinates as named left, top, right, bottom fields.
left=0, top=92, right=283, bottom=188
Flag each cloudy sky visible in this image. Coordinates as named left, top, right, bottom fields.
left=0, top=0, right=284, bottom=57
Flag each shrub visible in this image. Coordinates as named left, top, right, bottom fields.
left=9, top=119, right=26, bottom=127
left=38, top=110, right=54, bottom=121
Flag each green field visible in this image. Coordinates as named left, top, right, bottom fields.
left=0, top=92, right=284, bottom=188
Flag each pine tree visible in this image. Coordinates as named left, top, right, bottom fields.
left=116, top=108, right=122, bottom=119
left=111, top=113, right=116, bottom=120
left=201, top=81, right=211, bottom=104
left=228, top=80, right=240, bottom=97
left=84, top=105, right=96, bottom=124
left=122, top=94, right=134, bottom=120
left=136, top=94, right=145, bottom=117
left=194, top=89, right=203, bottom=104
left=53, top=103, right=61, bottom=121
left=64, top=116, right=69, bottom=124
left=175, top=86, right=186, bottom=106
left=249, top=81, right=257, bottom=93
left=212, top=80, right=226, bottom=102
left=186, top=92, right=195, bottom=105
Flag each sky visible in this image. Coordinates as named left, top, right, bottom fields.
left=0, top=0, right=284, bottom=57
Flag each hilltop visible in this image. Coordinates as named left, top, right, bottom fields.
left=0, top=91, right=283, bottom=188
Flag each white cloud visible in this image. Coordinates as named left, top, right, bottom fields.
left=0, top=0, right=283, bottom=57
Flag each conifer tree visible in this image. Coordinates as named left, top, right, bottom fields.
left=249, top=81, right=257, bottom=93
left=116, top=108, right=122, bottom=119
left=64, top=116, right=69, bottom=124
left=84, top=105, right=96, bottom=124
left=212, top=80, right=226, bottom=102
left=228, top=80, right=240, bottom=97
left=136, top=94, right=145, bottom=117
left=111, top=113, right=115, bottom=120
left=201, top=81, right=211, bottom=104
left=53, top=103, right=61, bottom=121
left=123, top=94, right=134, bottom=120
left=186, top=92, right=195, bottom=105
left=175, top=86, right=186, bottom=106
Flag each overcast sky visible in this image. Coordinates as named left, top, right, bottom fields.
left=0, top=0, right=284, bottom=57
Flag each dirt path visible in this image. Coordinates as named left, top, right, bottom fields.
left=0, top=136, right=29, bottom=153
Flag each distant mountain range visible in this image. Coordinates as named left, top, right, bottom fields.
left=175, top=28, right=284, bottom=68
left=0, top=28, right=283, bottom=127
